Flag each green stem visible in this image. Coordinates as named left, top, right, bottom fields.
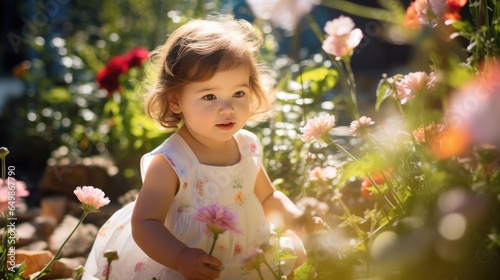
left=321, top=0, right=402, bottom=24
left=32, top=212, right=89, bottom=280
left=330, top=140, right=396, bottom=209
left=330, top=141, right=358, bottom=162
left=305, top=15, right=357, bottom=120
left=256, top=267, right=265, bottom=280
left=208, top=233, right=219, bottom=255
left=337, top=198, right=365, bottom=246
left=263, top=258, right=279, bottom=280
left=343, top=57, right=360, bottom=120
left=105, top=259, right=111, bottom=280
left=1, top=154, right=6, bottom=185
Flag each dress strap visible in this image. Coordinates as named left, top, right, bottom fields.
left=140, top=133, right=198, bottom=182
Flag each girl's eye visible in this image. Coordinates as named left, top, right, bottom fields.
left=203, top=94, right=216, bottom=100
left=233, top=91, right=245, bottom=98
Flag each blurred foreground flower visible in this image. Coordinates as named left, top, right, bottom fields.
left=429, top=0, right=467, bottom=24
left=0, top=180, right=29, bottom=214
left=0, top=147, right=30, bottom=214
left=322, top=15, right=363, bottom=59
left=32, top=186, right=109, bottom=280
left=300, top=114, right=336, bottom=143
left=404, top=0, right=467, bottom=28
left=246, top=0, right=319, bottom=31
left=440, top=62, right=500, bottom=158
left=307, top=166, right=337, bottom=181
left=194, top=203, right=243, bottom=255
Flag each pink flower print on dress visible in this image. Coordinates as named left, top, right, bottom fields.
left=197, top=178, right=208, bottom=197
left=234, top=191, right=247, bottom=206
left=165, top=155, right=176, bottom=168
left=98, top=221, right=111, bottom=237
left=102, top=264, right=112, bottom=277
left=134, top=261, right=146, bottom=273
left=176, top=204, right=189, bottom=213
left=233, top=243, right=243, bottom=257
left=250, top=142, right=258, bottom=153
left=216, top=244, right=225, bottom=252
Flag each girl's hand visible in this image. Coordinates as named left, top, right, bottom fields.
left=176, top=248, right=222, bottom=280
left=311, top=216, right=328, bottom=231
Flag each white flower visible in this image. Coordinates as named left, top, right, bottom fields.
left=246, top=0, right=319, bottom=31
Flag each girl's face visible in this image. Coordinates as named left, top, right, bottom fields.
left=171, top=64, right=252, bottom=143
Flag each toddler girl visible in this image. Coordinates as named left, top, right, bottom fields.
left=84, top=15, right=315, bottom=280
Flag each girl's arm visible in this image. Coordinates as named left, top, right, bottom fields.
left=254, top=167, right=303, bottom=229
left=131, top=154, right=222, bottom=279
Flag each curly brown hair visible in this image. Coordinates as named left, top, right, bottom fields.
left=144, top=15, right=276, bottom=129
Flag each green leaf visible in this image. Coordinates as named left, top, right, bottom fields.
left=338, top=152, right=381, bottom=184
left=375, top=75, right=396, bottom=111
left=41, top=87, right=71, bottom=103
left=294, top=260, right=315, bottom=280
left=297, top=67, right=338, bottom=97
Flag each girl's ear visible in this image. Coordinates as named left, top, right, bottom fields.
left=169, top=94, right=181, bottom=114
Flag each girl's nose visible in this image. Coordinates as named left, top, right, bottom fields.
left=219, top=100, right=235, bottom=115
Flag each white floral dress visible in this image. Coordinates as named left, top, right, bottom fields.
left=83, top=129, right=296, bottom=280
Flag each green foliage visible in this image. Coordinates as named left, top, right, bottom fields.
left=297, top=67, right=338, bottom=98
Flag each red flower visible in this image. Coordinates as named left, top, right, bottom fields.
left=96, top=55, right=129, bottom=97
left=443, top=0, right=467, bottom=22
left=125, top=47, right=149, bottom=68
left=96, top=47, right=149, bottom=97
left=360, top=171, right=390, bottom=200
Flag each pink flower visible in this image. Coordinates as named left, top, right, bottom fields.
left=102, top=264, right=112, bottom=277
left=246, top=0, right=319, bottom=31
left=395, top=71, right=438, bottom=104
left=308, top=166, right=337, bottom=181
left=322, top=16, right=363, bottom=58
left=74, top=186, right=110, bottom=213
left=300, top=114, right=336, bottom=143
left=195, top=203, right=243, bottom=255
left=349, top=116, right=375, bottom=137
left=0, top=179, right=29, bottom=213
left=194, top=203, right=243, bottom=235
left=414, top=0, right=439, bottom=27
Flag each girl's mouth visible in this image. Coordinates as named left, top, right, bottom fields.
left=216, top=122, right=235, bottom=130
